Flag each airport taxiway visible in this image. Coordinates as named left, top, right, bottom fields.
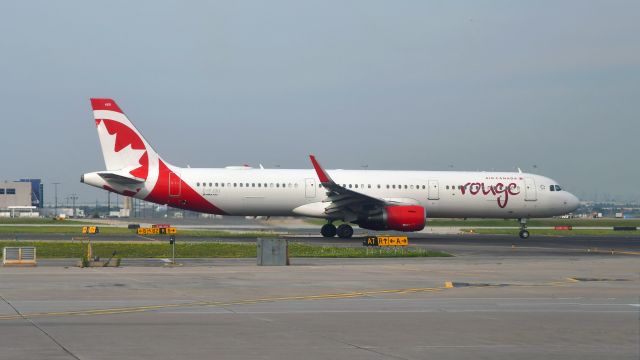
left=1, top=240, right=639, bottom=360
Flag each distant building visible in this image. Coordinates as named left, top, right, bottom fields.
left=19, top=179, right=44, bottom=208
left=0, top=181, right=32, bottom=214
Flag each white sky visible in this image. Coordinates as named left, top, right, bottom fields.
left=1, top=1, right=638, bottom=204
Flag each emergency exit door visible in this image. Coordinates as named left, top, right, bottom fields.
left=428, top=180, right=439, bottom=200
left=305, top=178, right=316, bottom=198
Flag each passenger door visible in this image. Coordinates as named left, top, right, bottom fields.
left=524, top=177, right=537, bottom=201
left=169, top=173, right=181, bottom=197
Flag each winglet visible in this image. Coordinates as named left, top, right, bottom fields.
left=309, top=155, right=333, bottom=184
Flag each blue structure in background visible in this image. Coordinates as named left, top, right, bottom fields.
left=19, top=179, right=43, bottom=208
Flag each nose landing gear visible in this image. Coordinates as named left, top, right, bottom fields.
left=518, top=218, right=530, bottom=239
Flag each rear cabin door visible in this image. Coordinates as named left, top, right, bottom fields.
left=428, top=180, right=440, bottom=200
left=305, top=178, right=316, bottom=198
left=524, top=177, right=537, bottom=201
left=169, top=173, right=181, bottom=197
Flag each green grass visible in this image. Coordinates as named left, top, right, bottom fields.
left=0, top=218, right=94, bottom=225
left=0, top=226, right=277, bottom=238
left=0, top=241, right=450, bottom=258
left=462, top=228, right=639, bottom=236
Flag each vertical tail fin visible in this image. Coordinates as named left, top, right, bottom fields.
left=91, top=98, right=163, bottom=180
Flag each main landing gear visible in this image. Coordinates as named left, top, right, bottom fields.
left=518, top=218, right=530, bottom=239
left=320, top=222, right=354, bottom=239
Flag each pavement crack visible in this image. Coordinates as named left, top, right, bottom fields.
left=0, top=294, right=81, bottom=360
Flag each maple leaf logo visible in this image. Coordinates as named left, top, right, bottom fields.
left=96, top=119, right=149, bottom=180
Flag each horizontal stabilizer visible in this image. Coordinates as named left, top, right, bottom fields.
left=97, top=170, right=145, bottom=185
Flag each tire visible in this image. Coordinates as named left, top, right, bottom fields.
left=519, top=230, right=530, bottom=239
left=336, top=224, right=354, bottom=239
left=321, top=223, right=337, bottom=237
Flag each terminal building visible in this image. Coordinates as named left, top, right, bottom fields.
left=0, top=180, right=41, bottom=217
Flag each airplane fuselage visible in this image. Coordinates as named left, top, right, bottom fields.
left=82, top=98, right=580, bottom=239
left=86, top=167, right=578, bottom=219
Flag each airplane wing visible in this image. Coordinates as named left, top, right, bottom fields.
left=309, top=155, right=390, bottom=221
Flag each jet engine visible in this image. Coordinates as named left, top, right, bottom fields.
left=357, top=205, right=425, bottom=231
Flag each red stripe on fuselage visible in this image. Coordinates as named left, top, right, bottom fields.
left=144, top=160, right=227, bottom=215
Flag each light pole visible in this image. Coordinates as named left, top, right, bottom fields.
left=52, top=182, right=60, bottom=217
left=69, top=194, right=79, bottom=218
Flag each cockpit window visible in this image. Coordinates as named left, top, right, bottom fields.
left=555, top=185, right=561, bottom=191
left=550, top=185, right=555, bottom=192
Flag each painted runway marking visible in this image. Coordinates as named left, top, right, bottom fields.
left=0, top=277, right=595, bottom=321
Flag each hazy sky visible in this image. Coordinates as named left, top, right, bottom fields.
left=1, top=1, right=638, bottom=205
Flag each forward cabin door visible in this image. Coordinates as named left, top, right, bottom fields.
left=428, top=180, right=439, bottom=200
left=305, top=178, right=316, bottom=198
left=169, top=172, right=181, bottom=197
left=524, top=177, right=537, bottom=201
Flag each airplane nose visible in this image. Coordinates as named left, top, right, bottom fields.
left=565, top=193, right=580, bottom=212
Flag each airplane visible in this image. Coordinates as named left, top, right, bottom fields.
left=82, top=98, right=580, bottom=239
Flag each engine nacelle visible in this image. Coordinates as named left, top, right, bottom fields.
left=357, top=205, right=425, bottom=232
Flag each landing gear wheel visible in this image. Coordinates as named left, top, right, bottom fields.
left=336, top=224, right=354, bottom=239
left=321, top=223, right=337, bottom=237
left=517, top=218, right=530, bottom=239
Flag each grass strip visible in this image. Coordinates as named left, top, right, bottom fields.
left=0, top=226, right=277, bottom=238
left=0, top=241, right=450, bottom=259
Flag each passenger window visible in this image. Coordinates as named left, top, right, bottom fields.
left=422, top=185, right=426, bottom=189
left=233, top=183, right=237, bottom=187
left=392, top=185, right=396, bottom=189
left=258, top=183, right=261, bottom=187
left=404, top=185, right=407, bottom=189
left=368, top=184, right=371, bottom=189
left=386, top=185, right=389, bottom=189
left=377, top=184, right=381, bottom=189
left=354, top=184, right=358, bottom=188
left=197, top=182, right=200, bottom=186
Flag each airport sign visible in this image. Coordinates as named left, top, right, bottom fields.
left=81, top=226, right=100, bottom=234
left=363, top=236, right=408, bottom=247
left=137, top=227, right=177, bottom=235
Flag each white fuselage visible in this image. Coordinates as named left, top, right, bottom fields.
left=158, top=167, right=579, bottom=219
